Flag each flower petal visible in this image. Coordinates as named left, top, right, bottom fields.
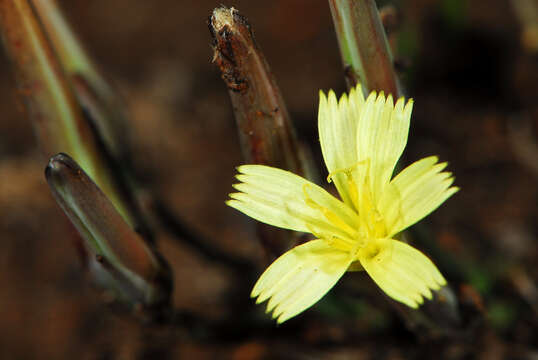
left=358, top=238, right=446, bottom=308
left=378, top=156, right=459, bottom=237
left=356, top=91, right=413, bottom=204
left=251, top=239, right=352, bottom=323
left=227, top=165, right=358, bottom=240
left=318, top=87, right=364, bottom=208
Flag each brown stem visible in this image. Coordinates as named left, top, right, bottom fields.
left=209, top=6, right=306, bottom=257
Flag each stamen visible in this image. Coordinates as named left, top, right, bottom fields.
left=302, top=184, right=357, bottom=239
left=350, top=239, right=362, bottom=259
left=323, top=236, right=353, bottom=252
left=347, top=177, right=360, bottom=212
left=326, top=160, right=369, bottom=184
left=354, top=160, right=387, bottom=238
left=326, top=160, right=369, bottom=210
left=359, top=190, right=387, bottom=238
left=304, top=223, right=328, bottom=240
left=372, top=212, right=387, bottom=238
left=360, top=185, right=375, bottom=224
left=322, top=208, right=357, bottom=237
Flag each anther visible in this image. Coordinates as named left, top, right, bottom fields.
left=302, top=184, right=357, bottom=239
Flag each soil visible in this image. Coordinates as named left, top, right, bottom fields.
left=0, top=0, right=536, bottom=359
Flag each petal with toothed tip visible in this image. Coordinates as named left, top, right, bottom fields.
left=378, top=156, right=459, bottom=237
left=355, top=91, right=413, bottom=204
left=359, top=238, right=446, bottom=308
left=251, top=239, right=352, bottom=324
left=227, top=165, right=358, bottom=240
left=318, top=87, right=365, bottom=208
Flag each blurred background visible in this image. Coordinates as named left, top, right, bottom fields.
left=0, top=0, right=536, bottom=358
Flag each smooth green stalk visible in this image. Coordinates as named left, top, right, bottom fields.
left=328, top=1, right=466, bottom=337
left=31, top=0, right=108, bottom=95
left=328, top=0, right=401, bottom=96
left=32, top=0, right=130, bottom=160
left=0, top=0, right=133, bottom=226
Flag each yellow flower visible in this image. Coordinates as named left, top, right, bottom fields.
left=226, top=85, right=459, bottom=323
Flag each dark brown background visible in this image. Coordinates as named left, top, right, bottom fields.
left=0, top=0, right=536, bottom=359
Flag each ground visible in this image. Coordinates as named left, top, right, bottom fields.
left=0, top=0, right=536, bottom=359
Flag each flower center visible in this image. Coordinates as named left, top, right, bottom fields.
left=323, top=160, right=390, bottom=254
left=356, top=186, right=387, bottom=240
left=361, top=240, right=382, bottom=260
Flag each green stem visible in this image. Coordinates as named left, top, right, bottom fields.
left=0, top=0, right=134, bottom=227
left=328, top=0, right=401, bottom=96
left=32, top=0, right=130, bottom=160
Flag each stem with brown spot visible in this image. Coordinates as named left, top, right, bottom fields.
left=209, top=6, right=308, bottom=257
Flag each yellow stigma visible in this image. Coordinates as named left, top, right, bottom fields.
left=326, top=158, right=388, bottom=255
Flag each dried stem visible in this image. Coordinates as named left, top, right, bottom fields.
left=209, top=6, right=306, bottom=257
